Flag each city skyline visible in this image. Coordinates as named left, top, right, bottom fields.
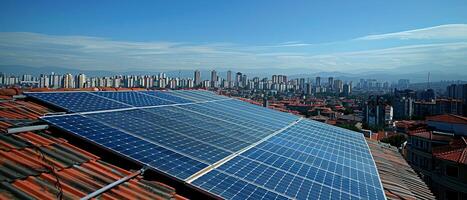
left=1, top=2, right=466, bottom=200
left=1, top=1, right=467, bottom=74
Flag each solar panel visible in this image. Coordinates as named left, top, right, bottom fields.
left=35, top=90, right=385, bottom=200
left=42, top=114, right=208, bottom=179
left=139, top=91, right=193, bottom=103
left=192, top=120, right=385, bottom=200
left=92, top=91, right=175, bottom=107
left=178, top=100, right=298, bottom=133
left=169, top=90, right=224, bottom=101
left=84, top=108, right=234, bottom=164
left=25, top=92, right=131, bottom=112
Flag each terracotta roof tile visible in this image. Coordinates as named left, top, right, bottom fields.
left=367, top=139, right=435, bottom=200
left=0, top=97, right=188, bottom=200
left=408, top=130, right=453, bottom=142
left=426, top=114, right=467, bottom=124
left=432, top=137, right=467, bottom=165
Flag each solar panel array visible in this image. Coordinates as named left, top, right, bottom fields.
left=28, top=90, right=385, bottom=200
left=26, top=92, right=131, bottom=112
left=193, top=120, right=384, bottom=200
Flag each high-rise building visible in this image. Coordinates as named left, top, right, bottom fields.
left=76, top=73, right=86, bottom=88
left=235, top=72, right=242, bottom=87
left=194, top=70, right=201, bottom=86
left=39, top=75, right=49, bottom=88
left=343, top=83, right=352, bottom=96
left=62, top=73, right=74, bottom=88
left=272, top=75, right=278, bottom=83
left=328, top=77, right=334, bottom=89
left=50, top=73, right=62, bottom=88
left=299, top=78, right=306, bottom=92
left=306, top=83, right=313, bottom=95
left=316, top=77, right=321, bottom=87
left=333, top=79, right=343, bottom=93
left=22, top=74, right=33, bottom=82
left=226, top=70, right=232, bottom=82
left=211, top=70, right=217, bottom=88
left=363, top=96, right=386, bottom=127
left=447, top=83, right=467, bottom=115
left=242, top=74, right=248, bottom=88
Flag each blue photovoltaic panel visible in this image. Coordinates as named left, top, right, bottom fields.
left=168, top=90, right=225, bottom=101
left=179, top=100, right=298, bottom=134
left=193, top=119, right=385, bottom=200
left=42, top=114, right=208, bottom=180
left=83, top=103, right=290, bottom=163
left=25, top=92, right=131, bottom=112
left=33, top=90, right=384, bottom=199
left=84, top=109, right=233, bottom=164
left=139, top=91, right=193, bottom=103
left=92, top=91, right=175, bottom=107
left=192, top=170, right=290, bottom=200
left=181, top=90, right=229, bottom=100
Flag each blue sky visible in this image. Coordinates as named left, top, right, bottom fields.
left=1, top=0, right=467, bottom=73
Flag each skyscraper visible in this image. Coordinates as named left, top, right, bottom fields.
left=76, top=73, right=86, bottom=88
left=235, top=72, right=242, bottom=87
left=333, top=79, right=343, bottom=93
left=227, top=70, right=232, bottom=82
left=343, top=82, right=352, bottom=96
left=194, top=70, right=201, bottom=86
left=226, top=70, right=232, bottom=88
left=328, top=77, right=334, bottom=88
left=211, top=70, right=218, bottom=88
left=63, top=73, right=74, bottom=88
left=316, top=76, right=321, bottom=87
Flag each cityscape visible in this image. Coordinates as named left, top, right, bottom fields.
left=1, top=1, right=467, bottom=200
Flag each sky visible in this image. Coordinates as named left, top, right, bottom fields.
left=1, top=0, right=467, bottom=74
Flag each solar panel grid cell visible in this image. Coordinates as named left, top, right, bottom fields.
left=179, top=101, right=297, bottom=133
left=169, top=90, right=218, bottom=101
left=144, top=107, right=257, bottom=149
left=139, top=91, right=193, bottom=103
left=42, top=114, right=207, bottom=179
left=85, top=109, right=232, bottom=164
left=93, top=91, right=175, bottom=107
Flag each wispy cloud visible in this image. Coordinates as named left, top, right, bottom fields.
left=1, top=24, right=467, bottom=74
left=356, top=24, right=467, bottom=40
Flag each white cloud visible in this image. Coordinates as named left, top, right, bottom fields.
left=0, top=26, right=466, bottom=73
left=356, top=24, right=467, bottom=40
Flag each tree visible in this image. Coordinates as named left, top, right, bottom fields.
left=337, top=124, right=360, bottom=132
left=381, top=134, right=406, bottom=148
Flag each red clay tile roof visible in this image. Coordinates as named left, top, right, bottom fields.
left=426, top=114, right=467, bottom=125
left=432, top=137, right=467, bottom=165
left=0, top=97, right=188, bottom=200
left=366, top=139, right=435, bottom=200
left=408, top=130, right=453, bottom=142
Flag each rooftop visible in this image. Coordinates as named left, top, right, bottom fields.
left=0, top=88, right=436, bottom=199
left=432, top=137, right=467, bottom=165
left=408, top=130, right=453, bottom=142
left=366, top=139, right=435, bottom=200
left=0, top=93, right=188, bottom=199
left=426, top=114, right=467, bottom=125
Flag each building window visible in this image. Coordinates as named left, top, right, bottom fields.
left=446, top=165, right=459, bottom=178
